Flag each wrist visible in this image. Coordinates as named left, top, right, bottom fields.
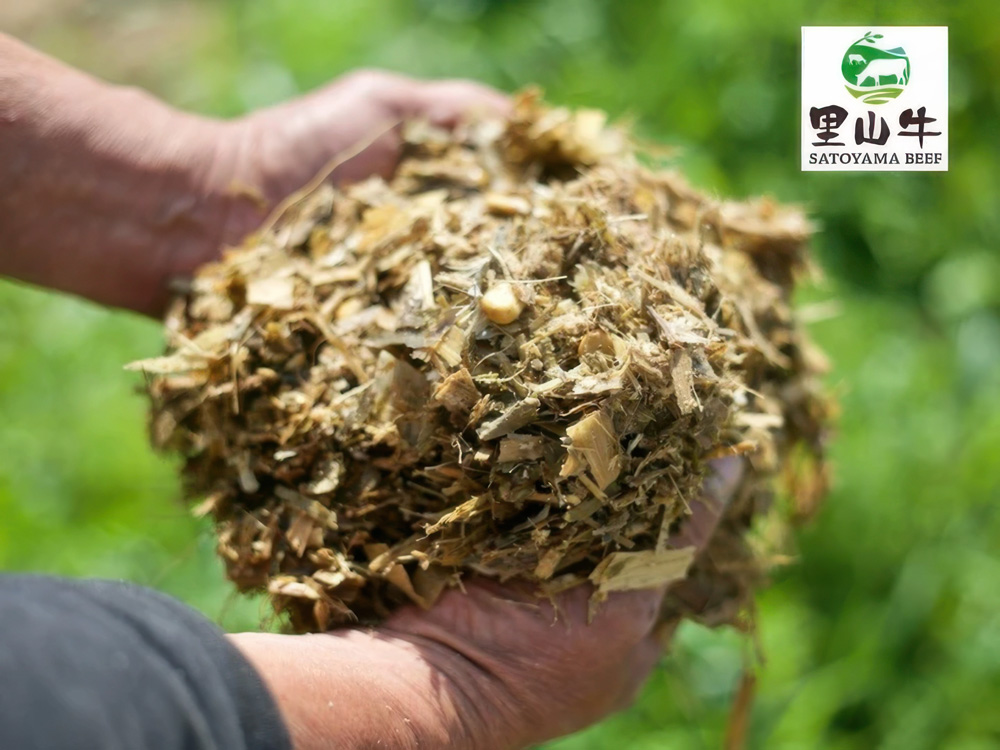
left=55, top=82, right=255, bottom=314
left=0, top=33, right=268, bottom=315
left=229, top=630, right=520, bottom=750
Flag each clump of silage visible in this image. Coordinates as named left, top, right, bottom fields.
left=130, top=91, right=830, bottom=633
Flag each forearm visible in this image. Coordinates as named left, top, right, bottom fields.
left=0, top=33, right=257, bottom=315
left=230, top=630, right=511, bottom=750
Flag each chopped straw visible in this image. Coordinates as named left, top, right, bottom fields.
left=129, top=91, right=831, bottom=632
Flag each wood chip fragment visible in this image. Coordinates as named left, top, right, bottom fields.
left=432, top=368, right=481, bottom=416
left=486, top=193, right=532, bottom=216
left=476, top=398, right=541, bottom=441
left=589, top=547, right=696, bottom=594
left=498, top=434, right=547, bottom=463
left=246, top=277, right=296, bottom=309
left=560, top=410, right=622, bottom=491
left=671, top=348, right=700, bottom=415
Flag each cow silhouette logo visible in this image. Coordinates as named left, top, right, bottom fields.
left=841, top=31, right=910, bottom=105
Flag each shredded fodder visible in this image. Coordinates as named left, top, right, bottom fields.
left=130, top=92, right=831, bottom=632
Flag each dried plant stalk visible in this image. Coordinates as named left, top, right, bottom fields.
left=130, top=91, right=830, bottom=632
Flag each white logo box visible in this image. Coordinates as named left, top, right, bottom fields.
left=801, top=26, right=948, bottom=172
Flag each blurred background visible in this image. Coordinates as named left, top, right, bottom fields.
left=1, top=1, right=997, bottom=747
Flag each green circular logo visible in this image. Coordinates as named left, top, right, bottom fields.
left=841, top=31, right=910, bottom=105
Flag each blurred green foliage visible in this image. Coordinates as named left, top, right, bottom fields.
left=2, top=1, right=998, bottom=747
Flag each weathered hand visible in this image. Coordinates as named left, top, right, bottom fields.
left=232, top=69, right=509, bottom=207
left=232, top=457, right=743, bottom=750
left=0, top=33, right=507, bottom=315
left=186, top=70, right=510, bottom=313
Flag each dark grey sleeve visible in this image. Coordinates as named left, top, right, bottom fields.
left=0, top=575, right=291, bottom=750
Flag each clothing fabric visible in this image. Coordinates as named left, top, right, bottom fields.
left=0, top=575, right=291, bottom=750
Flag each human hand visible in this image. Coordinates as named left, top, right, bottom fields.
left=229, top=69, right=509, bottom=210
left=232, top=457, right=743, bottom=750
left=0, top=33, right=507, bottom=315
left=167, top=69, right=509, bottom=315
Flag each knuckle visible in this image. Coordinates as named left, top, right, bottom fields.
left=428, top=79, right=494, bottom=100
left=338, top=68, right=399, bottom=93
